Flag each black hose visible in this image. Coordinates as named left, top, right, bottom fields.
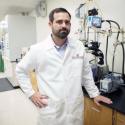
left=101, top=20, right=111, bottom=67
left=105, top=20, right=122, bottom=75
left=112, top=45, right=117, bottom=73
left=121, top=42, right=125, bottom=75
left=87, top=27, right=90, bottom=42
left=105, top=35, right=109, bottom=67
left=112, top=43, right=125, bottom=77
left=106, top=20, right=120, bottom=40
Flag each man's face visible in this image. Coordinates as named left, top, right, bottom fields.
left=49, top=12, right=71, bottom=39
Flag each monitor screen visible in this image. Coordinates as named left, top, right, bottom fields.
left=87, top=16, right=102, bottom=28
left=92, top=16, right=102, bottom=28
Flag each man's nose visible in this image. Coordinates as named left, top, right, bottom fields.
left=62, top=22, right=67, bottom=27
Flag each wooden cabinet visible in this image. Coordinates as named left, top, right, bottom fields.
left=84, top=96, right=125, bottom=125
left=114, top=111, right=125, bottom=125
left=29, top=71, right=38, bottom=92
left=84, top=96, right=113, bottom=125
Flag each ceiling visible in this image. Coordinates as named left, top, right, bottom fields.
left=0, top=0, right=42, bottom=21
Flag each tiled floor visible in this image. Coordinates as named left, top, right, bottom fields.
left=0, top=89, right=38, bottom=125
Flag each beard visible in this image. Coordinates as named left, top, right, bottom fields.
left=53, top=28, right=70, bottom=39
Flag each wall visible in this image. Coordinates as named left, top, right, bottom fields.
left=97, top=0, right=125, bottom=27
left=7, top=15, right=36, bottom=61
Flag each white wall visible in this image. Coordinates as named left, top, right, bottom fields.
left=97, top=0, right=125, bottom=27
left=33, top=0, right=125, bottom=73
left=7, top=15, right=36, bottom=61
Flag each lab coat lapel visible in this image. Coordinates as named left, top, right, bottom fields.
left=62, top=41, right=75, bottom=64
left=45, top=36, right=75, bottom=64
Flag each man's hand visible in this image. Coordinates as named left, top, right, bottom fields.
left=94, top=95, right=112, bottom=106
left=30, top=92, right=48, bottom=108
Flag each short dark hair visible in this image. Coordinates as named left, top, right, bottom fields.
left=49, top=8, right=71, bottom=22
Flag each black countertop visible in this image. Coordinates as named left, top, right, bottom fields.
left=82, top=85, right=125, bottom=114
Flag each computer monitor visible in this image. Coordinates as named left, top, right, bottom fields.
left=88, top=16, right=102, bottom=28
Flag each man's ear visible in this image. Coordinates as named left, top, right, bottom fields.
left=48, top=21, right=52, bottom=27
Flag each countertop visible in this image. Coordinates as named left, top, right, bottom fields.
left=82, top=85, right=125, bottom=114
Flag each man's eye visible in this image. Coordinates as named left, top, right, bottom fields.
left=65, top=21, right=70, bottom=25
left=57, top=20, right=63, bottom=24
left=56, top=20, right=70, bottom=25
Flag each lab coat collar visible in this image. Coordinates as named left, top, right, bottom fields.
left=45, top=35, right=75, bottom=50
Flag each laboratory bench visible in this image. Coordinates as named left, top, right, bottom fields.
left=83, top=85, right=125, bottom=114
left=83, top=84, right=125, bottom=125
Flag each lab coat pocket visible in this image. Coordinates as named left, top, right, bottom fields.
left=68, top=97, right=84, bottom=125
left=37, top=99, right=65, bottom=125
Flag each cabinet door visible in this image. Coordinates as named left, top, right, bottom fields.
left=114, top=111, right=125, bottom=125
left=84, top=96, right=113, bottom=125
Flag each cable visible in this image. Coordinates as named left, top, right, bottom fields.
left=101, top=20, right=124, bottom=78
left=121, top=42, right=125, bottom=76
left=106, top=20, right=120, bottom=41
left=112, top=45, right=117, bottom=73
left=105, top=36, right=109, bottom=66
left=101, top=20, right=111, bottom=67
left=112, top=43, right=125, bottom=76
left=87, top=27, right=90, bottom=42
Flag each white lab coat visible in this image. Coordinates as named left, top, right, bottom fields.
left=16, top=35, right=99, bottom=125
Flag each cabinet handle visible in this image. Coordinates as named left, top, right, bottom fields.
left=91, top=107, right=100, bottom=112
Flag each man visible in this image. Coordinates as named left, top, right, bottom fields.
left=16, top=8, right=112, bottom=125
